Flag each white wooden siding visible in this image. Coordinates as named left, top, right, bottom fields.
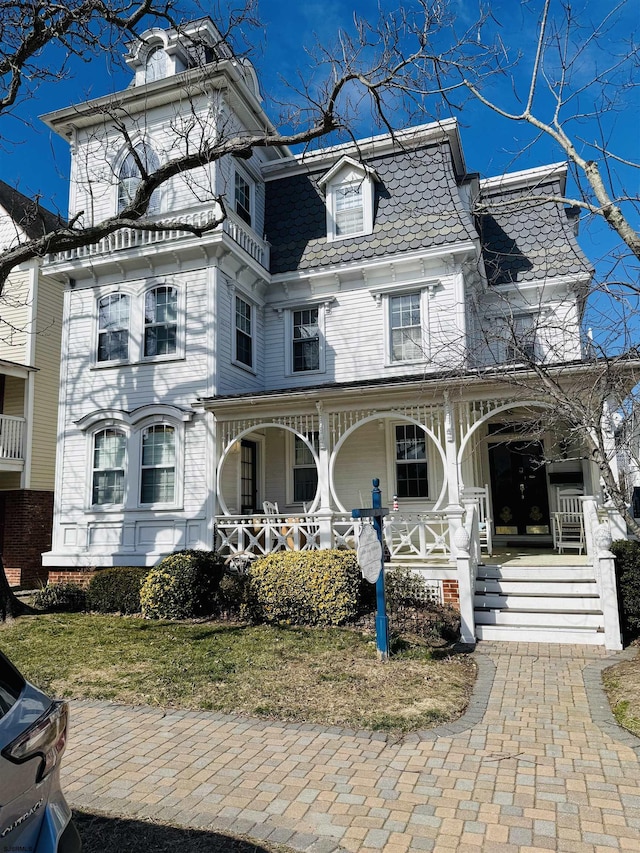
left=0, top=270, right=29, bottom=363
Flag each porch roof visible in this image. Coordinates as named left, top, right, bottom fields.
left=198, top=356, right=639, bottom=411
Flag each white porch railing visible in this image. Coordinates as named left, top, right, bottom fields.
left=214, top=510, right=451, bottom=560
left=44, top=209, right=269, bottom=268
left=0, top=414, right=25, bottom=460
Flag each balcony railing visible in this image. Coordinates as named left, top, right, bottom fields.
left=44, top=208, right=269, bottom=268
left=0, top=415, right=25, bottom=461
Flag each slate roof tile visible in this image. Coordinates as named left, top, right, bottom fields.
left=265, top=142, right=476, bottom=275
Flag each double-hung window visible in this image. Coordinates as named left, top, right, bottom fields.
left=140, top=424, right=176, bottom=504
left=506, top=315, right=536, bottom=363
left=92, top=429, right=126, bottom=505
left=144, top=286, right=177, bottom=357
left=390, top=293, right=423, bottom=362
left=292, top=308, right=320, bottom=372
left=235, top=296, right=253, bottom=368
left=117, top=142, right=161, bottom=214
left=98, top=293, right=130, bottom=362
left=234, top=171, right=252, bottom=226
left=292, top=433, right=319, bottom=503
left=334, top=182, right=364, bottom=237
left=395, top=424, right=428, bottom=498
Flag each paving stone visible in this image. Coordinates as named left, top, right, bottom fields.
left=63, top=643, right=640, bottom=852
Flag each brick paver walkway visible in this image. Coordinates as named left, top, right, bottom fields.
left=62, top=642, right=640, bottom=852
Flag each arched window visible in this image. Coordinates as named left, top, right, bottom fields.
left=140, top=424, right=175, bottom=504
left=93, top=429, right=126, bottom=505
left=144, top=286, right=177, bottom=357
left=117, top=143, right=161, bottom=214
left=144, top=45, right=167, bottom=83
left=97, top=293, right=130, bottom=362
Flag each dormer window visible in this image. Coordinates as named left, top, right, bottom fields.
left=117, top=143, right=161, bottom=214
left=144, top=45, right=167, bottom=83
left=320, top=156, right=377, bottom=242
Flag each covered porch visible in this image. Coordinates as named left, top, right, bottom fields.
left=204, top=378, right=625, bottom=649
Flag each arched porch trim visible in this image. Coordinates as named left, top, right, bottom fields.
left=329, top=412, right=448, bottom=512
left=216, top=421, right=319, bottom=515
left=457, top=399, right=555, bottom=478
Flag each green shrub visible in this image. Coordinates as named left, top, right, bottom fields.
left=87, top=567, right=152, bottom=614
left=384, top=566, right=461, bottom=645
left=140, top=550, right=225, bottom=620
left=217, top=572, right=250, bottom=617
left=33, top=583, right=87, bottom=613
left=247, top=550, right=361, bottom=626
left=611, top=539, right=640, bottom=641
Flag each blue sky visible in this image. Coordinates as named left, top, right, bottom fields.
left=2, top=0, right=638, bottom=328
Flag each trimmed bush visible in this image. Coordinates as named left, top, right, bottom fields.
left=384, top=566, right=461, bottom=645
left=87, top=567, right=152, bottom=614
left=247, top=550, right=361, bottom=626
left=140, top=549, right=225, bottom=620
left=611, top=539, right=640, bottom=641
left=33, top=583, right=87, bottom=613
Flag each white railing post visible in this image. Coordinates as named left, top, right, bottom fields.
left=453, top=524, right=476, bottom=645
left=445, top=504, right=465, bottom=563
left=317, top=509, right=333, bottom=549
left=594, top=522, right=623, bottom=650
left=0, top=415, right=26, bottom=460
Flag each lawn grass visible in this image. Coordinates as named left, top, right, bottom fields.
left=0, top=613, right=474, bottom=733
left=602, top=647, right=640, bottom=738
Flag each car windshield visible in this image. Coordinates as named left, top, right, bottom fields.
left=0, top=652, right=25, bottom=719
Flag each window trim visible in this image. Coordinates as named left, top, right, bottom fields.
left=286, top=431, right=320, bottom=506
left=116, top=142, right=161, bottom=215
left=139, top=423, right=177, bottom=507
left=320, top=157, right=376, bottom=242
left=93, top=283, right=184, bottom=368
left=233, top=166, right=253, bottom=228
left=233, top=294, right=255, bottom=372
left=96, top=292, right=131, bottom=364
left=285, top=303, right=326, bottom=377
left=91, top=428, right=128, bottom=508
left=385, top=421, right=432, bottom=504
left=143, top=285, right=179, bottom=361
left=382, top=289, right=429, bottom=366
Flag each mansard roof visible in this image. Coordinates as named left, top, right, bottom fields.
left=0, top=179, right=60, bottom=240
left=478, top=165, right=592, bottom=285
left=265, top=139, right=477, bottom=275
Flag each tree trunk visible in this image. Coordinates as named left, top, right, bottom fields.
left=0, top=557, right=33, bottom=620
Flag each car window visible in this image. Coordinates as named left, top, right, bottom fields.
left=0, top=651, right=25, bottom=719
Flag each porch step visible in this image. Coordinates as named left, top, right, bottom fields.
left=473, top=562, right=605, bottom=645
left=475, top=624, right=605, bottom=644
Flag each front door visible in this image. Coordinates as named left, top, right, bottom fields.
left=489, top=440, right=550, bottom=536
left=240, top=439, right=258, bottom=514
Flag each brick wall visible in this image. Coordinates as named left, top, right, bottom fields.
left=442, top=579, right=460, bottom=608
left=47, top=569, right=97, bottom=589
left=0, top=490, right=53, bottom=587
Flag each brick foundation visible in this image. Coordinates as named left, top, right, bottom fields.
left=46, top=569, right=98, bottom=589
left=0, top=490, right=54, bottom=588
left=442, top=579, right=460, bottom=608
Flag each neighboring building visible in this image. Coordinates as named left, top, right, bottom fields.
left=0, top=182, right=63, bottom=586
left=39, top=19, right=628, bottom=646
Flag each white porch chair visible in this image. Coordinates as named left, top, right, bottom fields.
left=552, top=488, right=585, bottom=554
left=461, top=485, right=493, bottom=556
left=262, top=501, right=280, bottom=516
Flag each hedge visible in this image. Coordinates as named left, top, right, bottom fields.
left=87, top=567, right=152, bottom=614
left=140, top=549, right=225, bottom=619
left=611, top=539, right=640, bottom=641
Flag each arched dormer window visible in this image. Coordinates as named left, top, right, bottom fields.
left=117, top=143, right=161, bottom=214
left=144, top=45, right=167, bottom=83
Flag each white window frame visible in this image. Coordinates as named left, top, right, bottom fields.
left=285, top=303, right=326, bottom=376
left=233, top=165, right=254, bottom=228
left=286, top=432, right=320, bottom=506
left=144, top=44, right=167, bottom=83
left=91, top=427, right=128, bottom=507
left=382, top=289, right=429, bottom=366
left=93, top=283, right=184, bottom=368
left=139, top=423, right=177, bottom=507
left=384, top=421, right=434, bottom=506
left=505, top=313, right=537, bottom=363
left=320, top=157, right=375, bottom=242
left=116, top=142, right=161, bottom=215
left=97, top=292, right=131, bottom=364
left=143, top=285, right=179, bottom=360
left=233, top=294, right=255, bottom=371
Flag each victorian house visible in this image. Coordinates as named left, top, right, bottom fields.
left=39, top=19, right=627, bottom=647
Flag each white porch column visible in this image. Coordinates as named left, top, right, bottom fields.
left=601, top=396, right=621, bottom=489
left=316, top=402, right=333, bottom=548
left=453, top=525, right=476, bottom=645
left=443, top=392, right=461, bottom=505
